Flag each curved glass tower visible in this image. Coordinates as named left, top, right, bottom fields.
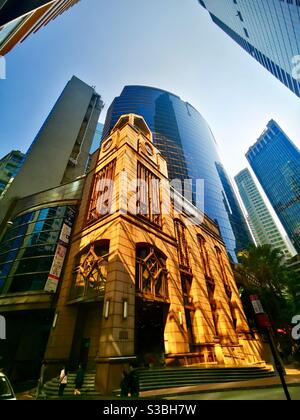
left=102, top=86, right=252, bottom=262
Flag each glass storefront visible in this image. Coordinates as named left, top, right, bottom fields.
left=0, top=206, right=74, bottom=294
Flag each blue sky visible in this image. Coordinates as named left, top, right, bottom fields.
left=0, top=0, right=299, bottom=180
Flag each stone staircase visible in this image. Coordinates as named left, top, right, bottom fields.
left=112, top=365, right=275, bottom=395
left=43, top=372, right=101, bottom=399
left=43, top=366, right=275, bottom=398
left=134, top=366, right=275, bottom=392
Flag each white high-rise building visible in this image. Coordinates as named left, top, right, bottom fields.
left=235, top=168, right=296, bottom=258
left=0, top=76, right=103, bottom=229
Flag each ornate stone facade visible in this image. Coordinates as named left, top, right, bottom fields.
left=44, top=114, right=264, bottom=394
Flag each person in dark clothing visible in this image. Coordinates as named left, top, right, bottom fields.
left=74, top=365, right=85, bottom=396
left=128, top=366, right=140, bottom=398
left=120, top=370, right=130, bottom=398
left=36, top=361, right=47, bottom=399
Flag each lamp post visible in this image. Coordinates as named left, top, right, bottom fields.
left=250, top=295, right=291, bottom=401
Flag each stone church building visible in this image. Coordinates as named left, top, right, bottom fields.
left=44, top=114, right=264, bottom=394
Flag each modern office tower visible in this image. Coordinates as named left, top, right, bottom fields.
left=246, top=120, right=300, bottom=253
left=44, top=113, right=264, bottom=395
left=90, top=122, right=104, bottom=154
left=0, top=0, right=80, bottom=55
left=235, top=168, right=296, bottom=258
left=0, top=150, right=25, bottom=197
left=102, top=85, right=252, bottom=262
left=198, top=0, right=300, bottom=98
left=0, top=76, right=103, bottom=229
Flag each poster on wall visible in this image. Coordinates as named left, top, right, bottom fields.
left=44, top=206, right=76, bottom=293
left=44, top=243, right=68, bottom=293
left=59, top=224, right=72, bottom=245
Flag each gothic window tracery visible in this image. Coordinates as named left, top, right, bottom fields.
left=70, top=242, right=109, bottom=300
left=136, top=246, right=168, bottom=300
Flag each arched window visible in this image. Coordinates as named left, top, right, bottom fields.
left=88, top=160, right=116, bottom=224
left=136, top=163, right=161, bottom=226
left=70, top=241, right=109, bottom=300
left=215, top=246, right=231, bottom=296
left=136, top=245, right=168, bottom=300
left=181, top=273, right=193, bottom=307
left=215, top=246, right=237, bottom=330
left=197, top=234, right=212, bottom=279
left=174, top=220, right=190, bottom=271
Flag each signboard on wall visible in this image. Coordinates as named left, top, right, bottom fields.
left=250, top=295, right=271, bottom=328
left=59, top=224, right=72, bottom=244
left=44, top=207, right=76, bottom=293
left=250, top=295, right=265, bottom=315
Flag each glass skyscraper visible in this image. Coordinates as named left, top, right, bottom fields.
left=0, top=150, right=25, bottom=197
left=215, top=162, right=254, bottom=255
left=90, top=122, right=104, bottom=154
left=235, top=168, right=296, bottom=258
left=246, top=119, right=300, bottom=253
left=199, top=0, right=300, bottom=98
left=102, top=85, right=253, bottom=262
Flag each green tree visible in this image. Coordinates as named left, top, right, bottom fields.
left=238, top=244, right=295, bottom=325
left=238, top=244, right=300, bottom=363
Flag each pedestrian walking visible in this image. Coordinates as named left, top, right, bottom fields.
left=74, top=364, right=85, bottom=396
left=58, top=366, right=68, bottom=397
left=120, top=370, right=130, bottom=398
left=128, top=366, right=140, bottom=398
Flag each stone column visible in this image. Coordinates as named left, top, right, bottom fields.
left=95, top=220, right=136, bottom=395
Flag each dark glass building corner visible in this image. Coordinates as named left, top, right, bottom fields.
left=102, top=85, right=252, bottom=261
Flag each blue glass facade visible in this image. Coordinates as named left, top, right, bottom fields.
left=90, top=122, right=104, bottom=154
left=0, top=205, right=75, bottom=293
left=246, top=120, right=300, bottom=252
left=102, top=85, right=252, bottom=262
left=199, top=0, right=300, bottom=98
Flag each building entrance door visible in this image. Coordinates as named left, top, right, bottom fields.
left=79, top=338, right=91, bottom=369
left=135, top=299, right=168, bottom=366
left=69, top=303, right=102, bottom=370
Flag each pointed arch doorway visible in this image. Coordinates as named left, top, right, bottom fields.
left=135, top=245, right=170, bottom=366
